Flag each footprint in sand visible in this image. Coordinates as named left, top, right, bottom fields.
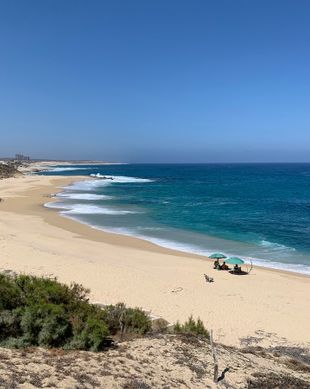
left=171, top=287, right=183, bottom=294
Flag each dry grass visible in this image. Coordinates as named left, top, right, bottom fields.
left=247, top=372, right=310, bottom=389
left=0, top=334, right=309, bottom=388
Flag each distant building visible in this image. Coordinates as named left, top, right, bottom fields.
left=15, top=153, right=30, bottom=161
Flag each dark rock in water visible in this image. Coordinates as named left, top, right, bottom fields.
left=94, top=175, right=113, bottom=180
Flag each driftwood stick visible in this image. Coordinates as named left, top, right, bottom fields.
left=210, top=329, right=218, bottom=383
left=119, top=310, right=125, bottom=341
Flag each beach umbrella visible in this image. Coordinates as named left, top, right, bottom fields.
left=209, top=253, right=227, bottom=259
left=225, top=257, right=245, bottom=265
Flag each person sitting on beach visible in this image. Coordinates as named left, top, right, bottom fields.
left=213, top=259, right=220, bottom=269
left=234, top=264, right=241, bottom=273
left=221, top=261, right=229, bottom=270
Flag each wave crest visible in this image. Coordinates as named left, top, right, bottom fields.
left=45, top=202, right=137, bottom=215
left=90, top=174, right=154, bottom=183
left=56, top=192, right=112, bottom=200
left=259, top=240, right=295, bottom=252
left=45, top=167, right=88, bottom=172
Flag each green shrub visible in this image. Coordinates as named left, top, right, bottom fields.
left=0, top=274, right=21, bottom=310
left=70, top=317, right=110, bottom=351
left=20, top=304, right=70, bottom=347
left=103, top=303, right=151, bottom=335
left=173, top=316, right=209, bottom=339
left=0, top=273, right=152, bottom=351
left=0, top=336, right=32, bottom=349
left=124, top=307, right=152, bottom=334
left=101, top=303, right=125, bottom=334
left=0, top=309, right=22, bottom=340
left=15, top=275, right=89, bottom=308
left=0, top=274, right=109, bottom=350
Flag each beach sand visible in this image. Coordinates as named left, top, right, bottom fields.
left=0, top=174, right=309, bottom=348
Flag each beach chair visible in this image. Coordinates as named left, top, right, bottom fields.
left=204, top=274, right=214, bottom=283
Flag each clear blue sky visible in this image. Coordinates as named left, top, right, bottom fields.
left=1, top=0, right=309, bottom=162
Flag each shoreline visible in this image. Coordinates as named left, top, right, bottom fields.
left=48, top=175, right=310, bottom=278
left=47, top=210, right=310, bottom=279
left=0, top=173, right=310, bottom=347
left=17, top=161, right=310, bottom=276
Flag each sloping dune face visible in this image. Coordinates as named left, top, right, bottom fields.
left=0, top=335, right=309, bottom=389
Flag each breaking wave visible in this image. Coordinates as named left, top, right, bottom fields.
left=56, top=192, right=112, bottom=200
left=45, top=202, right=137, bottom=215
left=90, top=174, right=154, bottom=183
left=45, top=167, right=88, bottom=172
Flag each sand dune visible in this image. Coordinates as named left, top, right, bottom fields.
left=1, top=334, right=309, bottom=388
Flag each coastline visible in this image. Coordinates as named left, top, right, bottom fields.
left=47, top=175, right=310, bottom=277
left=6, top=172, right=310, bottom=277
left=0, top=173, right=310, bottom=348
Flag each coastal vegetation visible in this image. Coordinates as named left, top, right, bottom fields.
left=173, top=316, right=209, bottom=339
left=0, top=329, right=309, bottom=388
left=0, top=272, right=309, bottom=387
left=0, top=273, right=151, bottom=351
left=0, top=273, right=213, bottom=352
left=0, top=162, right=20, bottom=179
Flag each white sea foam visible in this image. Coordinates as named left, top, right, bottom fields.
left=56, top=192, right=112, bottom=200
left=102, top=230, right=310, bottom=275
left=64, top=205, right=135, bottom=215
left=44, top=201, right=310, bottom=275
left=45, top=202, right=72, bottom=210
left=72, top=225, right=310, bottom=275
left=60, top=175, right=153, bottom=193
left=90, top=174, right=154, bottom=183
left=84, top=226, right=203, bottom=254
left=63, top=179, right=111, bottom=191
left=242, top=256, right=310, bottom=275
left=136, top=226, right=164, bottom=231
left=44, top=173, right=310, bottom=275
left=259, top=240, right=295, bottom=252
left=45, top=202, right=136, bottom=215
left=45, top=167, right=88, bottom=172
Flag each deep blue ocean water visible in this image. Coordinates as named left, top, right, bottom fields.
left=42, top=163, right=310, bottom=274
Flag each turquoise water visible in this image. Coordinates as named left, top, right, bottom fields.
left=42, top=164, right=310, bottom=274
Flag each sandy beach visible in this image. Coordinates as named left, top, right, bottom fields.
left=0, top=173, right=309, bottom=348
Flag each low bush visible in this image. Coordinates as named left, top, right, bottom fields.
left=0, top=273, right=22, bottom=310
left=173, top=316, right=209, bottom=339
left=0, top=273, right=151, bottom=351
left=67, top=317, right=110, bottom=351
left=103, top=303, right=151, bottom=336
left=247, top=372, right=310, bottom=389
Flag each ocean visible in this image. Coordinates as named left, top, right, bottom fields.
left=42, top=163, right=310, bottom=275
